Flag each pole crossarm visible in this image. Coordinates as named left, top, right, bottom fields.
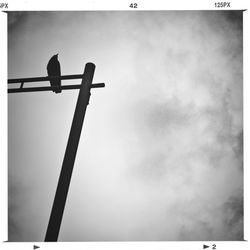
left=8, top=74, right=84, bottom=84
left=8, top=83, right=105, bottom=93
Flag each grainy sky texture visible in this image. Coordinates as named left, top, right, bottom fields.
left=8, top=11, right=243, bottom=241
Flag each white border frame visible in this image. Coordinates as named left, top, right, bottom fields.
left=1, top=1, right=249, bottom=250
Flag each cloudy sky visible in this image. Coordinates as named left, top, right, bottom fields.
left=8, top=11, right=243, bottom=241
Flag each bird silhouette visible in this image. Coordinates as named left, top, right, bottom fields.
left=47, top=54, right=61, bottom=93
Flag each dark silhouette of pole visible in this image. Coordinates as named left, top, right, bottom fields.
left=45, top=63, right=96, bottom=242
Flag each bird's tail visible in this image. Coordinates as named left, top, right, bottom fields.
left=54, top=86, right=62, bottom=93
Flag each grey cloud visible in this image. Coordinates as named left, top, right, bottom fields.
left=8, top=11, right=27, bottom=30
left=223, top=192, right=243, bottom=240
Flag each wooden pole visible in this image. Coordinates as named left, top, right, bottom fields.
left=45, top=63, right=96, bottom=241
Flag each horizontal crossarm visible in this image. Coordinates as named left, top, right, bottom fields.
left=8, top=74, right=84, bottom=84
left=8, top=83, right=105, bottom=93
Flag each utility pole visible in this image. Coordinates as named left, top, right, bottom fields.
left=8, top=62, right=105, bottom=242
left=45, top=63, right=96, bottom=241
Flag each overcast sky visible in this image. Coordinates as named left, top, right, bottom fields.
left=8, top=11, right=243, bottom=241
